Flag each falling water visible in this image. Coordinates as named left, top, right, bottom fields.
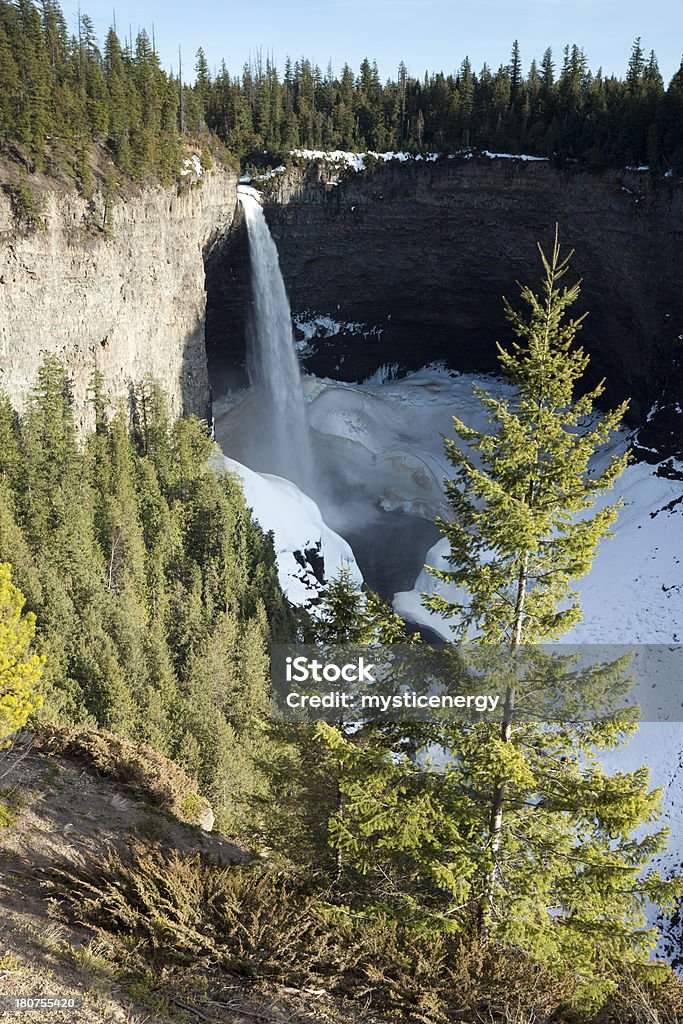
left=237, top=185, right=312, bottom=489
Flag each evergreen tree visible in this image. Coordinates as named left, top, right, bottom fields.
left=663, top=58, right=683, bottom=172
left=266, top=568, right=414, bottom=868
left=0, top=562, right=44, bottom=746
left=627, top=37, right=645, bottom=91
left=314, top=237, right=681, bottom=1007
left=0, top=359, right=295, bottom=832
left=418, top=232, right=679, bottom=998
left=194, top=46, right=211, bottom=119
left=425, top=233, right=628, bottom=643
left=0, top=3, right=680, bottom=176
left=541, top=46, right=554, bottom=92
left=509, top=39, right=522, bottom=100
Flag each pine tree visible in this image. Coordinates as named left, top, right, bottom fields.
left=267, top=568, right=415, bottom=870
left=540, top=46, right=555, bottom=93
left=308, top=238, right=681, bottom=1008
left=315, top=565, right=368, bottom=644
left=457, top=57, right=474, bottom=145
left=425, top=233, right=628, bottom=642
left=0, top=562, right=44, bottom=746
left=414, top=231, right=682, bottom=1002
left=627, top=37, right=645, bottom=91
left=0, top=15, right=20, bottom=140
left=194, top=46, right=211, bottom=119
left=19, top=356, right=80, bottom=548
left=0, top=356, right=296, bottom=835
left=663, top=58, right=683, bottom=173
left=509, top=39, right=522, bottom=101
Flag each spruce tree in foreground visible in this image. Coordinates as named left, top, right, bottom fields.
left=318, top=234, right=681, bottom=1007
left=425, top=230, right=628, bottom=641
left=421, top=231, right=680, bottom=999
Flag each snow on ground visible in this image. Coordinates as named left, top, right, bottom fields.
left=569, top=463, right=682, bottom=646
left=180, top=153, right=203, bottom=177
left=393, top=537, right=453, bottom=638
left=481, top=150, right=548, bottom=161
left=394, top=460, right=683, bottom=648
left=240, top=165, right=286, bottom=184
left=291, top=149, right=441, bottom=171
left=290, top=149, right=550, bottom=170
left=218, top=454, right=362, bottom=608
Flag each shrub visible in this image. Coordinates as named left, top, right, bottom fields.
left=0, top=562, right=44, bottom=747
left=33, top=723, right=211, bottom=827
left=48, top=843, right=581, bottom=1021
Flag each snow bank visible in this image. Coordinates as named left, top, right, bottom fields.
left=569, top=462, right=682, bottom=645
left=393, top=537, right=453, bottom=638
left=219, top=454, right=362, bottom=607
left=395, top=460, right=683, bottom=647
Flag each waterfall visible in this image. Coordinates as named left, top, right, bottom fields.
left=237, top=185, right=312, bottom=489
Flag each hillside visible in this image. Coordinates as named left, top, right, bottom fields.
left=0, top=732, right=353, bottom=1024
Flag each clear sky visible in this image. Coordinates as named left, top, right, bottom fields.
left=68, top=0, right=682, bottom=86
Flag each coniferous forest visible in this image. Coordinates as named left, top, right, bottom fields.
left=1, top=0, right=683, bottom=183
left=0, top=360, right=294, bottom=831
left=2, top=264, right=683, bottom=1020
left=2, top=2, right=683, bottom=1021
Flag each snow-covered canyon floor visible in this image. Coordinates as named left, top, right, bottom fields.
left=216, top=362, right=681, bottom=644
left=215, top=364, right=683, bottom=950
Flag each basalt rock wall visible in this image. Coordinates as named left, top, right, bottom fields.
left=207, top=158, right=682, bottom=444
left=0, top=165, right=238, bottom=426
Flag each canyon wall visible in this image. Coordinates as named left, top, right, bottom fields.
left=0, top=166, right=238, bottom=425
left=2, top=157, right=680, bottom=455
left=207, top=158, right=682, bottom=452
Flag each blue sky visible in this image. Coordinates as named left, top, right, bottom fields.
left=69, top=0, right=682, bottom=85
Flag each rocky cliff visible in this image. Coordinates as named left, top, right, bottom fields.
left=2, top=157, right=680, bottom=454
left=207, top=158, right=682, bottom=451
left=0, top=165, right=238, bottom=425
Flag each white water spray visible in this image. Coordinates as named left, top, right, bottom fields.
left=237, top=185, right=312, bottom=488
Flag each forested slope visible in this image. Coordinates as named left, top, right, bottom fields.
left=2, top=0, right=683, bottom=189
left=0, top=358, right=293, bottom=831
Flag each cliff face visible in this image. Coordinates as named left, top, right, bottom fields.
left=207, top=158, right=682, bottom=445
left=0, top=166, right=238, bottom=424
left=2, top=158, right=680, bottom=453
